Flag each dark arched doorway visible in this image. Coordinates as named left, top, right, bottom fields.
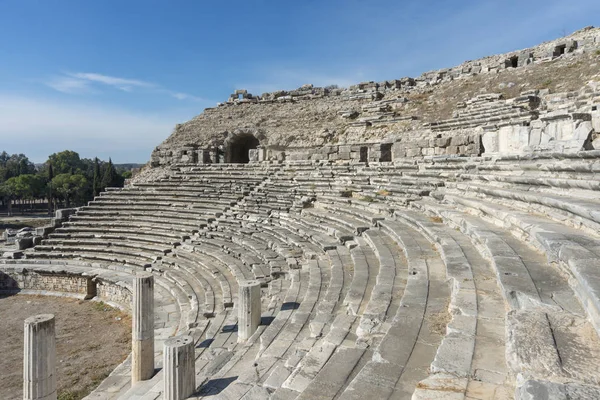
left=225, top=134, right=260, bottom=163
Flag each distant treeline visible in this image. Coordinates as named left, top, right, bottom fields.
left=0, top=150, right=141, bottom=214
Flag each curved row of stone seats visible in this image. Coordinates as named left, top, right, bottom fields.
left=63, top=218, right=201, bottom=237
left=71, top=209, right=210, bottom=232
left=94, top=189, right=240, bottom=204
left=135, top=212, right=333, bottom=397
left=57, top=219, right=201, bottom=239
left=26, top=248, right=154, bottom=268
left=131, top=180, right=252, bottom=194
left=387, top=209, right=516, bottom=399
left=275, top=211, right=344, bottom=249
left=203, top=229, right=290, bottom=277
left=314, top=197, right=386, bottom=223
left=241, top=156, right=600, bottom=391
left=409, top=198, right=600, bottom=397
left=193, top=233, right=362, bottom=397
left=201, top=201, right=457, bottom=399
left=303, top=206, right=371, bottom=234
left=444, top=180, right=600, bottom=233
left=165, top=204, right=366, bottom=397
left=266, top=215, right=453, bottom=400
left=419, top=155, right=600, bottom=344
left=24, top=165, right=273, bottom=271
left=170, top=171, right=267, bottom=185
left=97, top=186, right=243, bottom=201
left=89, top=197, right=235, bottom=213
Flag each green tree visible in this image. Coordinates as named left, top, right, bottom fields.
left=101, top=158, right=118, bottom=189
left=92, top=157, right=100, bottom=197
left=0, top=180, right=16, bottom=215
left=1, top=174, right=46, bottom=214
left=48, top=150, right=82, bottom=175
left=0, top=153, right=35, bottom=181
left=8, top=174, right=46, bottom=199
left=51, top=173, right=87, bottom=208
left=48, top=163, right=54, bottom=213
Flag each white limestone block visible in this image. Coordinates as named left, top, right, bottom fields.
left=482, top=131, right=499, bottom=153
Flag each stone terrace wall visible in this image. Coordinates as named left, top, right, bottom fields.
left=150, top=27, right=600, bottom=167
left=0, top=266, right=132, bottom=310
left=0, top=268, right=93, bottom=297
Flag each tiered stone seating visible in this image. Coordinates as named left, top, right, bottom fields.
left=8, top=153, right=600, bottom=399
left=545, top=81, right=600, bottom=114
left=426, top=93, right=538, bottom=132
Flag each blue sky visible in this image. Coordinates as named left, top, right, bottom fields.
left=1, top=0, right=599, bottom=163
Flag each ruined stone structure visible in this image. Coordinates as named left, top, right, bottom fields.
left=3, top=27, right=600, bottom=399
left=163, top=335, right=196, bottom=400
left=151, top=26, right=600, bottom=168
left=237, top=279, right=262, bottom=341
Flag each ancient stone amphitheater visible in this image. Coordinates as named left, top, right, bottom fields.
left=4, top=27, right=600, bottom=399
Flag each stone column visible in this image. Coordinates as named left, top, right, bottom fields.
left=238, top=280, right=261, bottom=341
left=132, top=274, right=154, bottom=383
left=23, top=314, right=56, bottom=400
left=163, top=335, right=195, bottom=400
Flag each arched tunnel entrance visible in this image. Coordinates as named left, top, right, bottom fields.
left=225, top=134, right=260, bottom=163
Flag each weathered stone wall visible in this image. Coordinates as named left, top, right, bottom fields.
left=96, top=278, right=132, bottom=311
left=0, top=267, right=132, bottom=309
left=0, top=268, right=92, bottom=296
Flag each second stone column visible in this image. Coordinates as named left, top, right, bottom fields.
left=132, top=274, right=154, bottom=383
left=238, top=279, right=261, bottom=341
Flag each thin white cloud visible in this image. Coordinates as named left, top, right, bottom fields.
left=46, top=76, right=94, bottom=94
left=0, top=94, right=205, bottom=163
left=161, top=90, right=206, bottom=102
left=45, top=71, right=205, bottom=102
left=70, top=72, right=153, bottom=90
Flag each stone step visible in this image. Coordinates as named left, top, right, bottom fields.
left=414, top=198, right=600, bottom=396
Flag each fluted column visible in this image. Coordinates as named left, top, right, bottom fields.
left=238, top=280, right=261, bottom=341
left=132, top=274, right=154, bottom=383
left=163, top=335, right=195, bottom=400
left=23, top=314, right=56, bottom=400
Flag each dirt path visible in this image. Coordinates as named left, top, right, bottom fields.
left=0, top=294, right=131, bottom=400
left=0, top=214, right=52, bottom=230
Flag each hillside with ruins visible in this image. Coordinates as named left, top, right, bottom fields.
left=150, top=26, right=600, bottom=167
left=4, top=26, right=600, bottom=400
